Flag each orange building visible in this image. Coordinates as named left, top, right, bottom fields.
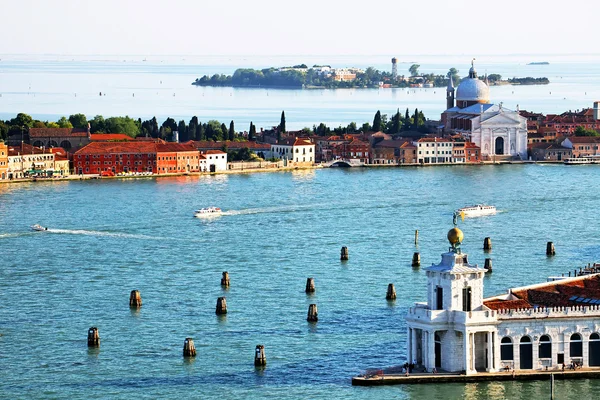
left=73, top=142, right=158, bottom=175
left=156, top=143, right=202, bottom=173
left=0, top=142, right=8, bottom=179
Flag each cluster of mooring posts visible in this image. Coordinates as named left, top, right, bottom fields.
left=87, top=238, right=567, bottom=367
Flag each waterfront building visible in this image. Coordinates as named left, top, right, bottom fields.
left=0, top=142, right=8, bottom=179
left=414, top=138, right=454, bottom=164
left=452, top=141, right=481, bottom=163
left=200, top=150, right=227, bottom=172
left=541, top=104, right=600, bottom=136
left=270, top=138, right=315, bottom=164
left=331, top=138, right=369, bottom=164
left=7, top=143, right=55, bottom=178
left=370, top=140, right=398, bottom=164
left=399, top=141, right=418, bottom=164
left=49, top=147, right=71, bottom=176
left=406, top=227, right=600, bottom=374
left=73, top=142, right=157, bottom=175
left=156, top=143, right=202, bottom=174
left=26, top=127, right=91, bottom=150
left=191, top=140, right=270, bottom=158
left=561, top=137, right=600, bottom=157
left=442, top=62, right=528, bottom=160
left=530, top=143, right=572, bottom=161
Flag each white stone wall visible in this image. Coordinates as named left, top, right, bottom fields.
left=496, top=314, right=600, bottom=370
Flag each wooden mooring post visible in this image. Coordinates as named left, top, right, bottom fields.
left=183, top=338, right=196, bottom=357
left=341, top=246, right=349, bottom=261
left=129, top=290, right=142, bottom=308
left=307, top=304, right=318, bottom=322
left=414, top=230, right=419, bottom=245
left=254, top=345, right=266, bottom=367
left=305, top=277, right=315, bottom=294
left=386, top=283, right=397, bottom=300
left=216, top=297, right=227, bottom=315
left=484, top=258, right=493, bottom=272
left=412, top=252, right=421, bottom=267
left=483, top=237, right=492, bottom=251
left=221, top=271, right=230, bottom=287
left=546, top=242, right=556, bottom=256
left=87, top=327, right=100, bottom=347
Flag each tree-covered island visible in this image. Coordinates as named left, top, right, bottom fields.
left=192, top=64, right=549, bottom=89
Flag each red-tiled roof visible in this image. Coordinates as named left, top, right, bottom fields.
left=204, top=150, right=226, bottom=154
left=484, top=274, right=600, bottom=310
left=156, top=143, right=198, bottom=153
left=29, top=128, right=88, bottom=138
left=293, top=138, right=314, bottom=146
left=565, top=136, right=600, bottom=144
left=8, top=143, right=53, bottom=156
left=90, top=133, right=133, bottom=142
left=190, top=140, right=270, bottom=150
left=74, top=142, right=157, bottom=155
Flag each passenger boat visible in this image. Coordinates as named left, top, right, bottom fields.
left=564, top=157, right=599, bottom=165
left=194, top=207, right=223, bottom=218
left=455, top=204, right=497, bottom=218
left=31, top=224, right=48, bottom=231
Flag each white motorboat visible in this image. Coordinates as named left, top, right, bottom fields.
left=31, top=224, right=48, bottom=231
left=455, top=204, right=497, bottom=218
left=194, top=207, right=223, bottom=218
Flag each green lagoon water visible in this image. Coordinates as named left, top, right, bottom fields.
left=1, top=165, right=599, bottom=399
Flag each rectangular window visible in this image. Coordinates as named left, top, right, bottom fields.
left=436, top=286, right=443, bottom=310
left=462, top=287, right=472, bottom=312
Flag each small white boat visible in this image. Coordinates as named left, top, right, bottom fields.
left=456, top=204, right=497, bottom=218
left=194, top=207, right=223, bottom=218
left=31, top=224, right=48, bottom=231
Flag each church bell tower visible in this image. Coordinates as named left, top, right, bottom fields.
left=446, top=76, right=455, bottom=110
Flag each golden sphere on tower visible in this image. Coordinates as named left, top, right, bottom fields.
left=447, top=227, right=464, bottom=245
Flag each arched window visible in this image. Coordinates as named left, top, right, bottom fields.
left=501, top=337, right=513, bottom=361
left=570, top=333, right=583, bottom=358
left=520, top=336, right=533, bottom=369
left=590, top=333, right=600, bottom=367
left=539, top=335, right=552, bottom=359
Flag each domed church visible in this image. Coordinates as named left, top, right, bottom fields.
left=442, top=61, right=527, bottom=160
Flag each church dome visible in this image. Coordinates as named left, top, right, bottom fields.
left=456, top=78, right=489, bottom=103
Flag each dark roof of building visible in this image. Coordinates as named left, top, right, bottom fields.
left=8, top=143, right=53, bottom=156
left=29, top=128, right=88, bottom=138
left=190, top=140, right=270, bottom=150
left=90, top=133, right=134, bottom=142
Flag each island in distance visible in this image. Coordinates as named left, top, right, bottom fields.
left=192, top=62, right=549, bottom=90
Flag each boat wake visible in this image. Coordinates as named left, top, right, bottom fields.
left=222, top=205, right=315, bottom=217
left=45, top=229, right=163, bottom=240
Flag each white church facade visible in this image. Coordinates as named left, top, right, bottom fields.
left=406, top=227, right=600, bottom=374
left=442, top=62, right=528, bottom=160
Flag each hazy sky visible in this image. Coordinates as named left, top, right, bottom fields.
left=1, top=0, right=595, bottom=56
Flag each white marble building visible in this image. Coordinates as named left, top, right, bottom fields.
left=406, top=227, right=600, bottom=374
left=442, top=62, right=528, bottom=160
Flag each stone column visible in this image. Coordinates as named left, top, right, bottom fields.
left=463, top=330, right=470, bottom=374
left=412, top=328, right=418, bottom=366
left=471, top=333, right=476, bottom=372
left=487, top=331, right=493, bottom=372
left=427, top=331, right=435, bottom=372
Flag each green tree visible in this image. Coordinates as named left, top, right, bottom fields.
left=46, top=121, right=60, bottom=128
left=177, top=120, right=187, bottom=142
left=447, top=68, right=460, bottom=85
left=89, top=115, right=106, bottom=133
left=33, top=121, right=47, bottom=128
left=347, top=122, right=358, bottom=133
left=574, top=126, right=600, bottom=136
left=487, top=74, right=502, bottom=83
left=409, top=64, right=420, bottom=77
left=69, top=113, right=88, bottom=129
left=392, top=108, right=401, bottom=134
left=373, top=110, right=382, bottom=132
left=220, top=123, right=228, bottom=141
left=57, top=116, right=73, bottom=128
left=228, top=120, right=235, bottom=141
left=188, top=117, right=199, bottom=141
left=10, top=113, right=34, bottom=128
left=0, top=121, right=8, bottom=141
left=104, top=116, right=140, bottom=137
left=361, top=122, right=371, bottom=132
left=249, top=122, right=256, bottom=141
left=404, top=108, right=411, bottom=130
left=196, top=123, right=205, bottom=141
left=279, top=110, right=286, bottom=133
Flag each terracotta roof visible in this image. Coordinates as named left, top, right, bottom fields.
left=565, top=136, right=600, bottom=143
left=74, top=142, right=157, bottom=155
left=293, top=138, right=314, bottom=146
left=8, top=143, right=53, bottom=156
left=484, top=274, right=600, bottom=310
left=190, top=140, right=270, bottom=150
left=156, top=143, right=198, bottom=153
left=204, top=150, right=226, bottom=155
left=29, top=128, right=88, bottom=138
left=373, top=139, right=411, bottom=149
left=417, top=137, right=452, bottom=143
left=90, top=133, right=133, bottom=142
